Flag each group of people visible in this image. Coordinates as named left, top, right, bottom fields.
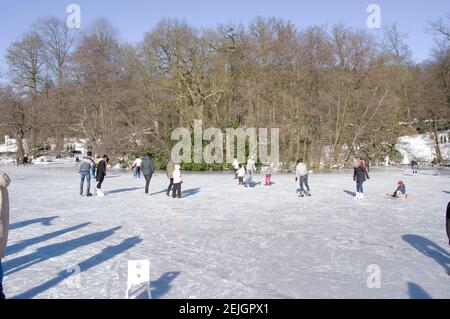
left=78, top=151, right=109, bottom=197
left=0, top=153, right=448, bottom=299
left=78, top=152, right=185, bottom=199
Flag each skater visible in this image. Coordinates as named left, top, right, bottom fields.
left=237, top=164, right=246, bottom=185
left=172, top=164, right=182, bottom=198
left=387, top=181, right=408, bottom=199
left=141, top=153, right=155, bottom=195
left=411, top=159, right=419, bottom=174
left=353, top=158, right=370, bottom=200
left=446, top=201, right=450, bottom=246
left=79, top=151, right=95, bottom=197
left=245, top=154, right=256, bottom=187
left=0, top=171, right=10, bottom=299
left=431, top=157, right=438, bottom=176
left=166, top=159, right=175, bottom=196
left=232, top=158, right=240, bottom=179
left=132, top=157, right=142, bottom=178
left=296, top=158, right=311, bottom=197
left=96, top=155, right=109, bottom=197
left=265, top=165, right=273, bottom=186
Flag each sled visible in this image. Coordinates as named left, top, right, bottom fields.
left=386, top=193, right=410, bottom=200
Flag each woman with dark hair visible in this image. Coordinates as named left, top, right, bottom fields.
left=96, top=155, right=109, bottom=197
left=353, top=159, right=370, bottom=200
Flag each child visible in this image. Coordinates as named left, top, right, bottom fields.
left=237, top=164, right=246, bottom=185
left=172, top=164, right=182, bottom=198
left=296, top=158, right=311, bottom=197
left=387, top=181, right=408, bottom=199
left=265, top=166, right=273, bottom=186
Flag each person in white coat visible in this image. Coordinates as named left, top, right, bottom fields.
left=245, top=154, right=256, bottom=187
left=232, top=158, right=240, bottom=179
left=172, top=164, right=182, bottom=198
left=295, top=159, right=311, bottom=197
left=0, top=170, right=10, bottom=299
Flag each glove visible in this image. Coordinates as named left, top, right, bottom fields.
left=295, top=178, right=298, bottom=182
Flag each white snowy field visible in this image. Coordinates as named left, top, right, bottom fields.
left=0, top=165, right=449, bottom=299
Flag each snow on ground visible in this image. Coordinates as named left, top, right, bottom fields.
left=396, top=131, right=450, bottom=164
left=0, top=164, right=449, bottom=299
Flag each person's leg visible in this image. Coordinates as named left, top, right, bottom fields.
left=80, top=173, right=85, bottom=195
left=446, top=218, right=450, bottom=245
left=177, top=183, right=182, bottom=198
left=96, top=178, right=103, bottom=190
left=86, top=173, right=91, bottom=195
left=172, top=183, right=177, bottom=198
left=167, top=178, right=174, bottom=196
left=144, top=175, right=152, bottom=193
left=299, top=176, right=305, bottom=194
left=304, top=174, right=310, bottom=192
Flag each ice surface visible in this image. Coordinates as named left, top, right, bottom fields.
left=0, top=164, right=449, bottom=299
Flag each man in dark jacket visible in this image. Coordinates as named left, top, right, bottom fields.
left=96, top=155, right=109, bottom=197
left=141, top=154, right=155, bottom=195
left=446, top=201, right=450, bottom=246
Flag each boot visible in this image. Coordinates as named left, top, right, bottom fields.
left=355, top=193, right=360, bottom=200
left=96, top=188, right=104, bottom=197
left=360, top=193, right=365, bottom=200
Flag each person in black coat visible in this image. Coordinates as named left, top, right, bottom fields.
left=96, top=155, right=109, bottom=197
left=446, top=201, right=450, bottom=246
left=353, top=159, right=370, bottom=200
left=411, top=160, right=418, bottom=174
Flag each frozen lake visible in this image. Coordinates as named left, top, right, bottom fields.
left=1, top=165, right=449, bottom=299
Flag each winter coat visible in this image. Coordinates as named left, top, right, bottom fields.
left=353, top=166, right=369, bottom=183
left=141, top=156, right=155, bottom=176
left=296, top=163, right=308, bottom=177
left=132, top=158, right=142, bottom=168
left=79, top=156, right=94, bottom=173
left=96, top=159, right=107, bottom=181
left=247, top=158, right=256, bottom=173
left=166, top=160, right=175, bottom=179
left=173, top=165, right=182, bottom=184
left=395, top=184, right=406, bottom=195
left=0, top=171, right=10, bottom=259
left=411, top=160, right=418, bottom=168
left=232, top=159, right=240, bottom=170
left=237, top=167, right=246, bottom=178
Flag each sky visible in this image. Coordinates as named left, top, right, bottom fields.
left=0, top=0, right=449, bottom=77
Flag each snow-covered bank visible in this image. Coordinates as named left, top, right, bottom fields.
left=0, top=165, right=449, bottom=299
left=396, top=131, right=450, bottom=164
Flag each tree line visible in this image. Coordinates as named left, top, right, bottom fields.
left=0, top=16, right=449, bottom=169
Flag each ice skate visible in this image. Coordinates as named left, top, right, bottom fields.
left=96, top=188, right=104, bottom=197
